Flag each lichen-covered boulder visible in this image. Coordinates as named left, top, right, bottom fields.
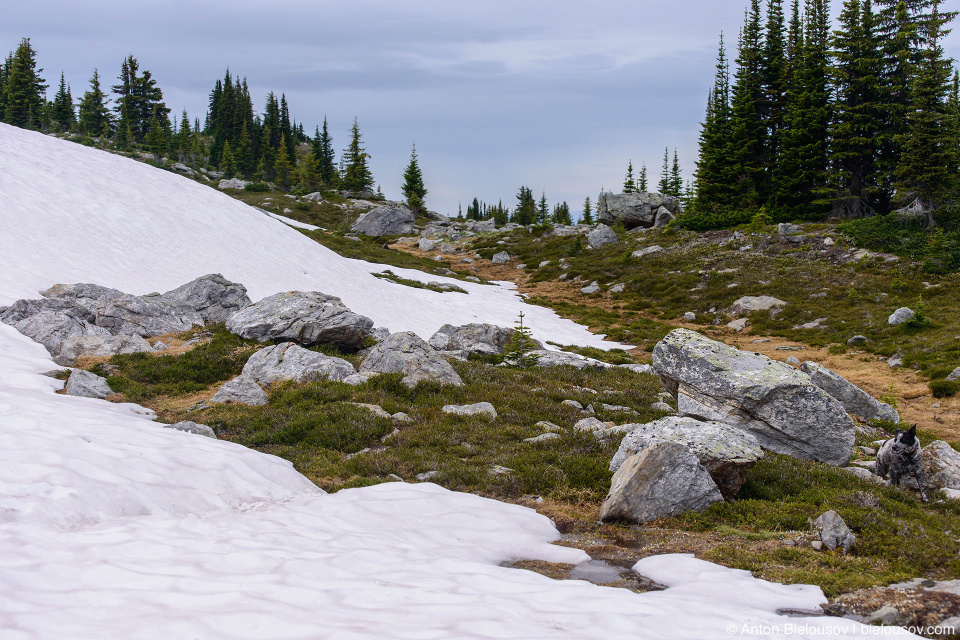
left=600, top=442, right=723, bottom=523
left=442, top=402, right=498, bottom=421
left=241, top=342, right=356, bottom=385
left=210, top=376, right=268, bottom=406
left=95, top=293, right=204, bottom=337
left=597, top=192, right=681, bottom=230
left=530, top=350, right=611, bottom=371
left=652, top=329, right=855, bottom=466
left=800, top=361, right=899, bottom=424
left=351, top=203, right=415, bottom=236
left=226, top=291, right=373, bottom=349
left=428, top=323, right=540, bottom=356
left=157, top=274, right=251, bottom=324
left=587, top=224, right=618, bottom=249
left=360, top=331, right=462, bottom=387
left=0, top=297, right=108, bottom=357
left=610, top=416, right=763, bottom=499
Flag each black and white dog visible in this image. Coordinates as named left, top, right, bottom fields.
left=875, top=425, right=928, bottom=503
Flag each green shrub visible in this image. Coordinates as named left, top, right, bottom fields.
left=244, top=182, right=271, bottom=192
left=930, top=380, right=959, bottom=398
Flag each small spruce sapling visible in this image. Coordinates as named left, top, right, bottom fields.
left=504, top=312, right=539, bottom=368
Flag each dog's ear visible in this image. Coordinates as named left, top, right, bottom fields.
left=909, top=424, right=917, bottom=437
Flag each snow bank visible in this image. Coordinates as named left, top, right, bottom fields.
left=0, top=124, right=620, bottom=350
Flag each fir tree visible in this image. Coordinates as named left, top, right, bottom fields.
left=3, top=38, right=46, bottom=129
left=582, top=196, right=594, bottom=224
left=504, top=312, right=539, bottom=368
left=258, top=125, right=276, bottom=179
left=513, top=186, right=536, bottom=225
left=695, top=34, right=733, bottom=210
left=638, top=163, right=649, bottom=192
left=274, top=133, right=293, bottom=190
left=146, top=109, right=168, bottom=163
left=761, top=0, right=788, bottom=196
left=894, top=1, right=958, bottom=214
left=341, top=118, right=374, bottom=194
left=537, top=191, right=549, bottom=223
left=401, top=143, right=427, bottom=213
left=220, top=139, right=235, bottom=178
left=176, top=110, right=192, bottom=162
left=51, top=72, right=75, bottom=132
left=726, top=1, right=767, bottom=206
left=623, top=160, right=637, bottom=193
left=658, top=147, right=671, bottom=194
left=298, top=149, right=319, bottom=192
left=78, top=69, right=111, bottom=137
left=829, top=0, right=887, bottom=217
left=552, top=201, right=572, bottom=225
left=317, top=116, right=337, bottom=187
left=670, top=149, right=683, bottom=196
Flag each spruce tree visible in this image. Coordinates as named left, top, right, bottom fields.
left=894, top=1, right=958, bottom=214
left=623, top=160, right=637, bottom=193
left=658, top=147, right=671, bottom=194
left=401, top=143, right=427, bottom=213
left=670, top=150, right=683, bottom=196
left=298, top=149, right=319, bottom=192
left=829, top=0, right=887, bottom=217
left=582, top=196, right=594, bottom=224
left=274, top=133, right=293, bottom=190
left=221, top=139, right=235, bottom=178
left=78, top=69, right=111, bottom=137
left=638, top=163, right=648, bottom=192
left=761, top=0, right=788, bottom=197
left=513, top=186, right=536, bottom=225
left=51, top=72, right=75, bottom=132
left=695, top=34, right=733, bottom=211
left=726, top=1, right=767, bottom=206
left=341, top=118, right=374, bottom=194
left=176, top=110, right=192, bottom=162
left=3, top=38, right=46, bottom=129
left=537, top=191, right=549, bottom=223
left=317, top=116, right=337, bottom=187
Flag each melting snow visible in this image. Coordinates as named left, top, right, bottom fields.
left=0, top=125, right=919, bottom=638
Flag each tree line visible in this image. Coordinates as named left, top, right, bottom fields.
left=692, top=0, right=959, bottom=228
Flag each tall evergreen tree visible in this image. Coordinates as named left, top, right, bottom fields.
left=401, top=143, right=427, bottom=213
left=695, top=34, right=733, bottom=210
left=726, top=1, right=767, bottom=205
left=582, top=196, right=594, bottom=224
left=658, top=147, right=671, bottom=194
left=537, top=191, right=549, bottom=223
left=761, top=0, right=788, bottom=198
left=51, top=72, right=75, bottom=132
left=894, top=1, right=958, bottom=213
left=78, top=69, right=110, bottom=136
left=670, top=150, right=683, bottom=196
left=552, top=202, right=572, bottom=225
left=220, top=139, right=235, bottom=178
left=274, top=133, right=293, bottom=190
left=316, top=116, right=337, bottom=187
left=638, top=163, right=649, bottom=192
left=341, top=118, right=374, bottom=193
left=513, top=186, right=536, bottom=225
left=3, top=38, right=46, bottom=129
left=829, top=0, right=887, bottom=217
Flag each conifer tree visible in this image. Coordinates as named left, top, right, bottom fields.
left=829, top=0, right=887, bottom=217
left=3, top=38, right=46, bottom=129
left=258, top=125, right=276, bottom=180
left=894, top=1, right=958, bottom=214
left=401, top=143, right=427, bottom=213
left=51, top=72, right=75, bottom=132
left=78, top=69, right=111, bottom=136
left=658, top=148, right=671, bottom=194
left=582, top=196, right=594, bottom=224
left=623, top=160, right=637, bottom=192
left=341, top=118, right=374, bottom=194
left=220, top=139, right=235, bottom=178
left=317, top=116, right=337, bottom=187
left=761, top=0, right=788, bottom=195
left=175, top=110, right=192, bottom=162
left=670, top=150, right=683, bottom=196
left=552, top=202, right=572, bottom=224
left=726, top=1, right=767, bottom=206
left=537, top=191, right=549, bottom=223
left=274, top=133, right=293, bottom=189
left=298, top=149, right=319, bottom=192
left=146, top=109, right=168, bottom=163
left=638, top=163, right=648, bottom=192
left=695, top=34, right=733, bottom=210
left=504, top=312, right=539, bottom=368
left=513, top=186, right=536, bottom=225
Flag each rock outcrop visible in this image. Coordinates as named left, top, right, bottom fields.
left=428, top=323, right=534, bottom=356
left=63, top=369, right=114, bottom=399
left=597, top=192, right=681, bottom=230
left=587, top=224, right=618, bottom=249
left=164, top=421, right=217, bottom=438
left=359, top=331, right=463, bottom=387
left=442, top=402, right=498, bottom=421
left=351, top=203, right=415, bottom=236
left=210, top=376, right=269, bottom=406
left=156, top=274, right=251, bottom=324
left=241, top=343, right=355, bottom=385
left=226, top=291, right=373, bottom=349
left=652, top=329, right=855, bottom=466
left=610, top=416, right=764, bottom=499
left=530, top=350, right=611, bottom=371
left=599, top=442, right=723, bottom=523
left=800, top=361, right=899, bottom=423
left=56, top=334, right=154, bottom=366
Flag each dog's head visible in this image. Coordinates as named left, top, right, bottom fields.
left=891, top=425, right=919, bottom=455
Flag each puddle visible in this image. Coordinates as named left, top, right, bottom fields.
left=570, top=559, right=630, bottom=584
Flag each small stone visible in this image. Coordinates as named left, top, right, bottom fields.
left=538, top=260, right=551, bottom=268
left=392, top=412, right=412, bottom=424
left=864, top=605, right=901, bottom=626
left=811, top=541, right=824, bottom=551
left=946, top=367, right=960, bottom=382
left=491, top=251, right=510, bottom=264
left=727, top=318, right=748, bottom=331
left=609, top=283, right=625, bottom=294
left=574, top=417, right=607, bottom=432
left=416, top=471, right=439, bottom=482
left=813, top=510, right=856, bottom=552
left=524, top=433, right=561, bottom=444
left=387, top=474, right=404, bottom=482
left=650, top=401, right=676, bottom=413
left=442, top=402, right=498, bottom=421
left=846, top=335, right=869, bottom=346
left=63, top=369, right=113, bottom=399
left=163, top=421, right=217, bottom=438
left=562, top=399, right=584, bottom=411
left=632, top=245, right=662, bottom=259
left=535, top=421, right=563, bottom=433
left=858, top=446, right=877, bottom=456
left=488, top=465, right=514, bottom=476
left=785, top=356, right=799, bottom=365
left=888, top=307, right=915, bottom=326
left=785, top=539, right=795, bottom=547
left=683, top=312, right=696, bottom=322
left=581, top=281, right=601, bottom=295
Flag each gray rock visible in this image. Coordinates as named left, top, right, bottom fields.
left=416, top=471, right=439, bottom=482
left=785, top=356, right=799, bottom=365
left=428, top=323, right=538, bottom=356
left=574, top=417, right=607, bottom=432
left=467, top=218, right=497, bottom=232
left=587, top=223, right=619, bottom=249
left=342, top=372, right=378, bottom=386
left=347, top=403, right=393, bottom=420
left=152, top=341, right=169, bottom=351
left=532, top=350, right=610, bottom=371
left=371, top=327, right=391, bottom=342
left=600, top=442, right=723, bottom=523
left=618, top=363, right=654, bottom=374
left=608, top=283, right=625, bottom=294
left=813, top=510, right=856, bottom=552
left=441, top=242, right=457, bottom=254
left=632, top=245, right=663, bottom=259
left=241, top=343, right=355, bottom=385
left=562, top=399, right=584, bottom=410
left=392, top=412, right=412, bottom=424
left=418, top=238, right=436, bottom=252
left=887, top=352, right=903, bottom=368
left=810, top=541, right=824, bottom=551
left=581, top=281, right=601, bottom=294
left=597, top=192, right=681, bottom=230
left=89, top=292, right=203, bottom=338
left=172, top=163, right=195, bottom=176
left=442, top=402, right=498, bottom=421
left=538, top=260, right=551, bottom=268
left=777, top=223, right=802, bottom=236
left=727, top=319, right=748, bottom=332
left=1, top=297, right=108, bottom=357
left=218, top=178, right=249, bottom=189
left=800, top=361, right=899, bottom=423
left=843, top=466, right=883, bottom=484
left=683, top=312, right=696, bottom=322
left=946, top=367, right=960, bottom=382
left=491, top=251, right=510, bottom=264
left=846, top=335, right=870, bottom=346
left=360, top=331, right=463, bottom=387
left=164, top=421, right=217, bottom=438
left=610, top=416, right=764, bottom=498
left=210, top=376, right=268, bottom=406
left=888, top=307, right=916, bottom=326
left=920, top=441, right=960, bottom=491
left=863, top=605, right=900, bottom=626
left=729, top=296, right=787, bottom=315
left=652, top=329, right=855, bottom=466
left=226, top=291, right=373, bottom=349
left=351, top=203, right=415, bottom=236
left=63, top=369, right=114, bottom=399
left=535, top=421, right=563, bottom=433
left=157, top=274, right=251, bottom=324
left=653, top=206, right=675, bottom=228
left=302, top=192, right=324, bottom=202
left=650, top=401, right=677, bottom=413
left=524, top=433, right=561, bottom=444
left=56, top=334, right=153, bottom=366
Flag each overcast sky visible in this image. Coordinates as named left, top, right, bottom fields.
left=4, top=0, right=959, bottom=218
